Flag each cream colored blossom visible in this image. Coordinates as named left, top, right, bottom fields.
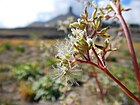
left=56, top=40, right=74, bottom=60
left=53, top=64, right=82, bottom=86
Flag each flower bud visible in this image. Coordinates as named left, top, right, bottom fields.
left=69, top=22, right=79, bottom=28
left=101, top=33, right=110, bottom=38
left=99, top=27, right=110, bottom=34
left=84, top=6, right=88, bottom=18
left=92, top=7, right=97, bottom=19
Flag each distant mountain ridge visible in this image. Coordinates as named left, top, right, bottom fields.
left=28, top=7, right=79, bottom=28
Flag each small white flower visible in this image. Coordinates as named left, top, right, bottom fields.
left=52, top=64, right=82, bottom=86
left=68, top=29, right=86, bottom=48
left=56, top=40, right=74, bottom=60
left=86, top=37, right=95, bottom=46
left=71, top=28, right=84, bottom=38
left=68, top=34, right=77, bottom=45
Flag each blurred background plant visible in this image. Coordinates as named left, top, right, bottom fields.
left=12, top=63, right=44, bottom=80
left=12, top=62, right=72, bottom=102
left=33, top=76, right=67, bottom=101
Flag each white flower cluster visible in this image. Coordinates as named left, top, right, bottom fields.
left=53, top=4, right=116, bottom=86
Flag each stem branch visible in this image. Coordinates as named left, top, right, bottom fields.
left=103, top=68, right=140, bottom=105
left=110, top=0, right=140, bottom=93
left=92, top=71, right=104, bottom=102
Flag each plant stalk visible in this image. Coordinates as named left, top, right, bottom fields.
left=82, top=59, right=140, bottom=104
left=92, top=72, right=104, bottom=103
left=110, top=1, right=140, bottom=93
left=103, top=68, right=140, bottom=105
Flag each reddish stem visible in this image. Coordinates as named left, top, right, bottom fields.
left=92, top=72, right=104, bottom=103
left=87, top=49, right=90, bottom=60
left=110, top=1, right=140, bottom=93
left=92, top=47, right=105, bottom=67
left=76, top=59, right=100, bottom=69
left=82, top=59, right=140, bottom=104
left=103, top=68, right=140, bottom=105
left=91, top=30, right=96, bottom=38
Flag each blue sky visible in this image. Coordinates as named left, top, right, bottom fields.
left=0, top=0, right=139, bottom=28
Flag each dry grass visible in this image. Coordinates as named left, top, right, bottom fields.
left=0, top=39, right=59, bottom=46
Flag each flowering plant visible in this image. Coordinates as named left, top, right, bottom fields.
left=53, top=0, right=140, bottom=104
